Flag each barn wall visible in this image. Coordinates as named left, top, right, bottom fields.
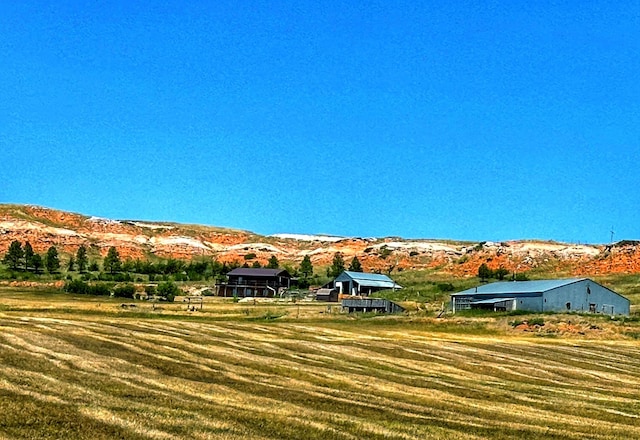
left=543, top=280, right=630, bottom=315
left=514, top=295, right=543, bottom=312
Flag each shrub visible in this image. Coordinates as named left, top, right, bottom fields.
left=529, top=317, right=545, bottom=326
left=437, top=283, right=455, bottom=292
left=64, top=279, right=89, bottom=295
left=113, top=284, right=136, bottom=299
left=157, top=281, right=180, bottom=302
left=63, top=280, right=111, bottom=296
left=88, top=284, right=111, bottom=296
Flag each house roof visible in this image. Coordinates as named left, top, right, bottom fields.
left=452, top=278, right=585, bottom=297
left=227, top=268, right=291, bottom=278
left=337, top=271, right=402, bottom=289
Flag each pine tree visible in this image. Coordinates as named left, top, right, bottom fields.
left=327, top=252, right=345, bottom=278
left=32, top=254, right=43, bottom=274
left=67, top=256, right=75, bottom=271
left=76, top=245, right=88, bottom=273
left=23, top=241, right=34, bottom=271
left=103, top=246, right=121, bottom=274
left=267, top=255, right=279, bottom=269
left=3, top=240, right=23, bottom=270
left=478, top=263, right=492, bottom=281
left=299, top=255, right=313, bottom=278
left=348, top=256, right=363, bottom=272
left=45, top=246, right=60, bottom=274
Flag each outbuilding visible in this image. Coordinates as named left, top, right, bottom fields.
left=331, top=271, right=402, bottom=296
left=451, top=278, right=630, bottom=316
left=315, top=288, right=339, bottom=302
left=342, top=298, right=405, bottom=314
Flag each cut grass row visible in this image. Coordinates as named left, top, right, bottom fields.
left=1, top=298, right=640, bottom=439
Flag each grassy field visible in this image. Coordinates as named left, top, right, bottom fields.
left=1, top=289, right=640, bottom=439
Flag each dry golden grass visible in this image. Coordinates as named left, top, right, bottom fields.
left=0, top=291, right=639, bottom=439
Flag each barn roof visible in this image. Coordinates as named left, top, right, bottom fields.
left=227, top=268, right=291, bottom=278
left=337, top=271, right=403, bottom=289
left=452, top=278, right=585, bottom=297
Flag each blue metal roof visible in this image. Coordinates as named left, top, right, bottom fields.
left=336, top=271, right=402, bottom=289
left=471, top=297, right=516, bottom=305
left=452, top=278, right=585, bottom=296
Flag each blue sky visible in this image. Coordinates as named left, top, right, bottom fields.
left=1, top=1, right=639, bottom=243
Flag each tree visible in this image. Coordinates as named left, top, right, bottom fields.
left=251, top=261, right=262, bottom=268
left=103, top=246, right=121, bottom=274
left=67, top=256, right=75, bottom=272
left=348, top=256, right=363, bottom=272
left=267, top=255, right=279, bottom=269
left=23, top=241, right=34, bottom=271
left=299, top=255, right=313, bottom=278
left=478, top=263, right=492, bottom=281
left=494, top=266, right=509, bottom=280
left=76, top=245, right=88, bottom=273
left=3, top=240, right=23, bottom=270
left=31, top=254, right=43, bottom=274
left=45, top=246, right=60, bottom=274
left=327, top=252, right=345, bottom=278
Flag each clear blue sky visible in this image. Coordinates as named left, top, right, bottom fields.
left=1, top=1, right=639, bottom=243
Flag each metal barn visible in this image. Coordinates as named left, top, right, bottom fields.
left=451, top=278, right=630, bottom=316
left=332, top=271, right=402, bottom=296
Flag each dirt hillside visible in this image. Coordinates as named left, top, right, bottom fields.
left=1, top=204, right=638, bottom=277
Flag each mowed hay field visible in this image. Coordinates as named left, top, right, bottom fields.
left=1, top=291, right=640, bottom=439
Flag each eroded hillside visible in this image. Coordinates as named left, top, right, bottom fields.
left=1, top=204, right=639, bottom=277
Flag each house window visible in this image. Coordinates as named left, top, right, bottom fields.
left=589, top=303, right=596, bottom=313
left=566, top=302, right=571, bottom=310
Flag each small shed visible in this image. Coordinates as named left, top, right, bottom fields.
left=332, top=271, right=402, bottom=296
left=451, top=278, right=630, bottom=316
left=315, top=288, right=338, bottom=302
left=342, top=298, right=405, bottom=314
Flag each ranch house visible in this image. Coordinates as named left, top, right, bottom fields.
left=215, top=267, right=293, bottom=298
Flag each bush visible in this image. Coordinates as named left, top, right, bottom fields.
left=64, top=279, right=89, bottom=295
left=63, top=280, right=111, bottom=296
left=437, top=283, right=455, bottom=292
left=88, top=284, right=111, bottom=296
left=113, top=284, right=136, bottom=299
left=157, top=281, right=180, bottom=302
left=529, top=317, right=545, bottom=326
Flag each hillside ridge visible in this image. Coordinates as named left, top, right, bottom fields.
left=1, top=204, right=639, bottom=276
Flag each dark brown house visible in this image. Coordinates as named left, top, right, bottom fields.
left=215, top=268, right=293, bottom=298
